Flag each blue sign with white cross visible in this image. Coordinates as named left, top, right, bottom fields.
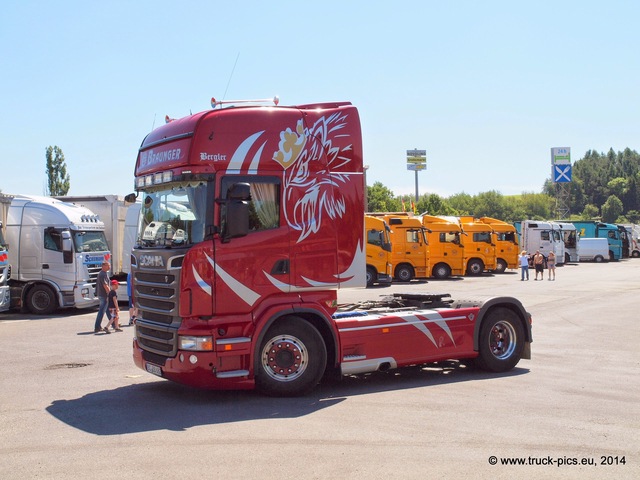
left=553, top=164, right=572, bottom=183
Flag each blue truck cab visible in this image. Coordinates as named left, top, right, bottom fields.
left=571, top=221, right=622, bottom=261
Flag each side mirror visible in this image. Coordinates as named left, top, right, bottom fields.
left=124, top=193, right=137, bottom=204
left=221, top=182, right=251, bottom=242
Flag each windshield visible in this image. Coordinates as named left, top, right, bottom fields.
left=72, top=231, right=109, bottom=252
left=138, top=182, right=208, bottom=247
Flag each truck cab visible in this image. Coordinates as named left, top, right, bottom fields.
left=552, top=221, right=579, bottom=263
left=478, top=216, right=519, bottom=273
left=517, top=220, right=565, bottom=265
left=419, top=214, right=464, bottom=279
left=5, top=196, right=110, bottom=314
left=364, top=215, right=392, bottom=287
left=444, top=216, right=497, bottom=275
left=379, top=215, right=429, bottom=282
left=571, top=221, right=622, bottom=261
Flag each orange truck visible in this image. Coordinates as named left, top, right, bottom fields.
left=365, top=215, right=392, bottom=287
left=478, top=217, right=519, bottom=273
left=419, top=214, right=465, bottom=279
left=368, top=213, right=429, bottom=281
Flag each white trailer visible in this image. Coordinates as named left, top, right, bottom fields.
left=4, top=195, right=110, bottom=314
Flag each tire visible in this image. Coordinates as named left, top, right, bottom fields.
left=395, top=264, right=414, bottom=282
left=466, top=259, right=484, bottom=276
left=255, top=317, right=327, bottom=396
left=366, top=266, right=376, bottom=287
left=565, top=253, right=571, bottom=264
left=609, top=250, right=615, bottom=261
left=594, top=255, right=604, bottom=263
left=493, top=259, right=507, bottom=274
left=632, top=250, right=640, bottom=258
left=432, top=263, right=451, bottom=279
left=26, top=284, right=58, bottom=315
left=475, top=307, right=524, bottom=372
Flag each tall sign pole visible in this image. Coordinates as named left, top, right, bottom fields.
left=406, top=149, right=426, bottom=202
left=551, top=147, right=572, bottom=219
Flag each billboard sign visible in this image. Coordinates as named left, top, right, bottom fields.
left=551, top=147, right=571, bottom=165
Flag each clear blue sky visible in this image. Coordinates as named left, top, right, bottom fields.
left=1, top=0, right=638, bottom=199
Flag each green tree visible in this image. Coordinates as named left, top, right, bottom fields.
left=367, top=181, right=401, bottom=212
left=581, top=204, right=599, bottom=220
left=601, top=195, right=623, bottom=223
left=416, top=193, right=454, bottom=215
left=447, top=192, right=475, bottom=215
left=45, top=146, right=70, bottom=196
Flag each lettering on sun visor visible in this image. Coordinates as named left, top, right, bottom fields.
left=200, top=153, right=227, bottom=161
left=140, top=148, right=182, bottom=168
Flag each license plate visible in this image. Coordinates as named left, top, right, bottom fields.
left=145, top=363, right=163, bottom=377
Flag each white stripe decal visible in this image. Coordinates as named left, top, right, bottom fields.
left=248, top=141, right=267, bottom=171
left=204, top=253, right=261, bottom=306
left=338, top=313, right=465, bottom=348
left=226, top=131, right=265, bottom=173
left=192, top=265, right=211, bottom=296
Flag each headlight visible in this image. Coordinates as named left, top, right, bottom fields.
left=179, top=336, right=213, bottom=351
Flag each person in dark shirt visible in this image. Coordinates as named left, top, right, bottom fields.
left=103, top=280, right=122, bottom=333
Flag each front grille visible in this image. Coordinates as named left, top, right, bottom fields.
left=134, top=265, right=181, bottom=357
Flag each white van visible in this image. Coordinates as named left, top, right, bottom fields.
left=578, top=238, right=609, bottom=262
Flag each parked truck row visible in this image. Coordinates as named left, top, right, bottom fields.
left=366, top=215, right=638, bottom=285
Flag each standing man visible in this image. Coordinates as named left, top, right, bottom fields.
left=533, top=250, right=545, bottom=281
left=94, top=261, right=112, bottom=333
left=519, top=251, right=529, bottom=281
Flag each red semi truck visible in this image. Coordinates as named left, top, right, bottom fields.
left=130, top=99, right=532, bottom=396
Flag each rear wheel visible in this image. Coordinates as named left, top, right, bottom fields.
left=255, top=318, right=327, bottom=396
left=466, top=259, right=484, bottom=276
left=475, top=307, right=524, bottom=372
left=632, top=250, right=640, bottom=258
left=594, top=255, right=604, bottom=263
left=395, top=264, right=414, bottom=282
left=26, top=284, right=58, bottom=315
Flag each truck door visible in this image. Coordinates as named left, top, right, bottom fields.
left=214, top=176, right=291, bottom=316
left=41, top=228, right=74, bottom=290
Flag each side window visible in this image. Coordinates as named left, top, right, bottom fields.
left=405, top=230, right=420, bottom=243
left=221, top=176, right=280, bottom=233
left=541, top=231, right=550, bottom=241
left=608, top=230, right=615, bottom=239
left=473, top=232, right=491, bottom=243
left=367, top=229, right=382, bottom=247
left=44, top=230, right=62, bottom=251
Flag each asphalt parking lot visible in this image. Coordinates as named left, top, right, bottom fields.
left=1, top=259, right=639, bottom=480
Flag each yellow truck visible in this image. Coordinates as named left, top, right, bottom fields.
left=439, top=216, right=497, bottom=275
left=368, top=214, right=429, bottom=282
left=419, top=214, right=465, bottom=279
left=364, top=215, right=393, bottom=287
left=478, top=217, right=519, bottom=273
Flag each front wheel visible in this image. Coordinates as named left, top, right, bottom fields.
left=395, top=264, right=414, bottom=282
left=432, top=263, right=451, bottom=280
left=26, top=284, right=58, bottom=315
left=255, top=318, right=327, bottom=396
left=466, top=259, right=484, bottom=276
left=493, top=259, right=507, bottom=274
left=475, top=307, right=525, bottom=372
left=366, top=266, right=376, bottom=287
